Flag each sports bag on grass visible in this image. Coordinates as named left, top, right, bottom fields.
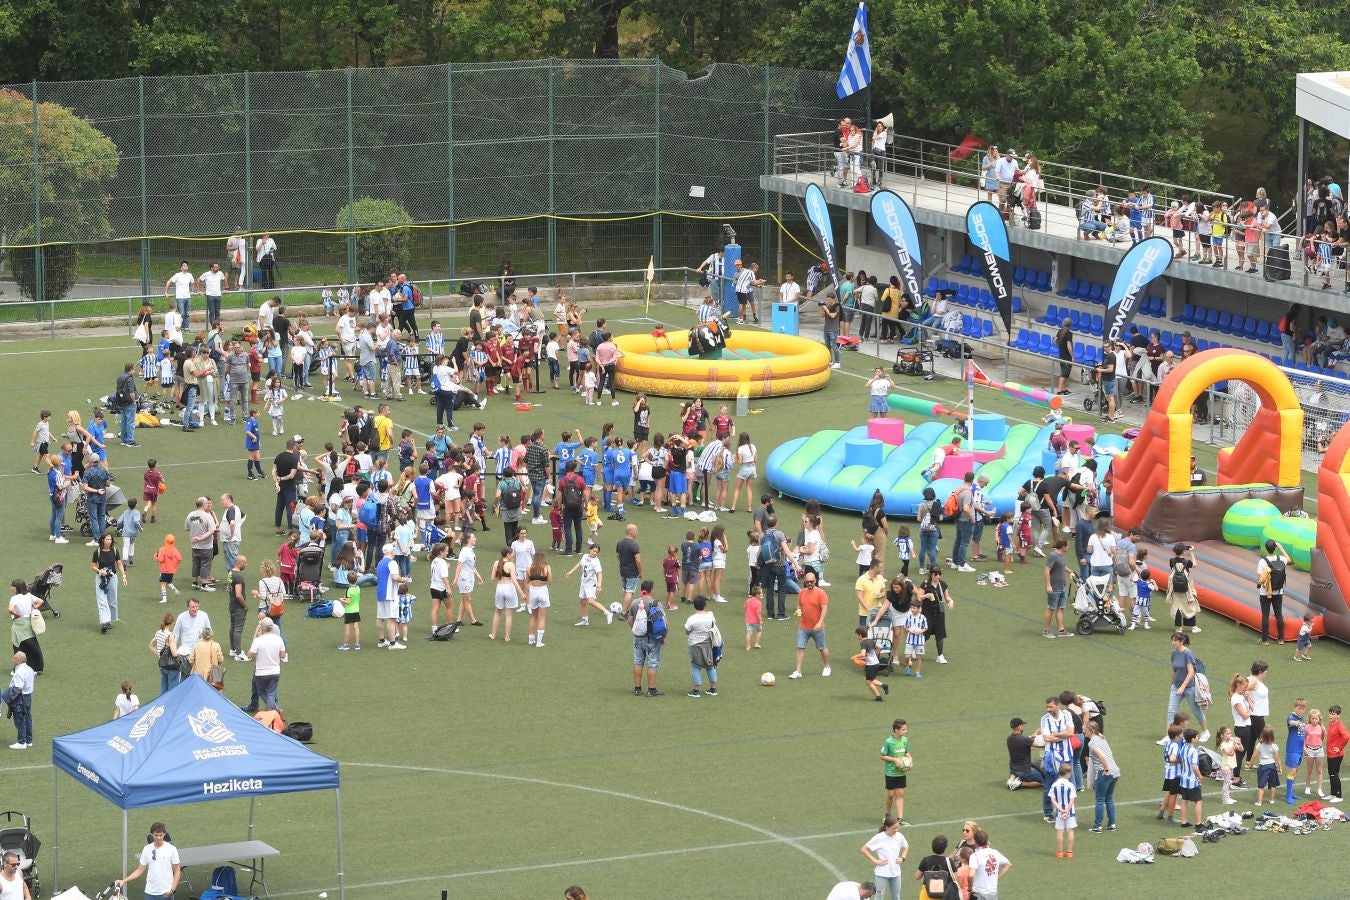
left=429, top=622, right=460, bottom=641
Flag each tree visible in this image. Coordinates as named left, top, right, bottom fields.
left=336, top=197, right=414, bottom=285
left=0, top=89, right=119, bottom=303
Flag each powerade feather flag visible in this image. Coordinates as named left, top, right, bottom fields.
left=870, top=190, right=923, bottom=303
left=1105, top=236, right=1173, bottom=344
left=804, top=183, right=841, bottom=290
left=965, top=201, right=1014, bottom=337
left=836, top=2, right=872, bottom=99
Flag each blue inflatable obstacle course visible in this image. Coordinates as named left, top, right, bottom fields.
left=766, top=413, right=1128, bottom=517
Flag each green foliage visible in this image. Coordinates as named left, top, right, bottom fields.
left=0, top=89, right=118, bottom=302
left=336, top=197, right=414, bottom=284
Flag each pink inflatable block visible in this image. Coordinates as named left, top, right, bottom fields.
left=1063, top=424, right=1096, bottom=447
left=971, top=447, right=1005, bottom=463
left=938, top=450, right=976, bottom=480
left=867, top=417, right=905, bottom=446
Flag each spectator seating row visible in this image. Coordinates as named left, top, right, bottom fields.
left=1169, top=304, right=1281, bottom=346
left=1013, top=266, right=1052, bottom=293
left=923, top=278, right=1025, bottom=314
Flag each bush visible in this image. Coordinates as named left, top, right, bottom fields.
left=335, top=198, right=413, bottom=286
left=9, top=245, right=81, bottom=305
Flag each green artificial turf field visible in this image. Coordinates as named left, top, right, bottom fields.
left=0, top=303, right=1341, bottom=899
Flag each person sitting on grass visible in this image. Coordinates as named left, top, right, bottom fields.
left=1006, top=717, right=1044, bottom=790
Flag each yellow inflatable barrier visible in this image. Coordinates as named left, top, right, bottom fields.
left=613, top=330, right=831, bottom=399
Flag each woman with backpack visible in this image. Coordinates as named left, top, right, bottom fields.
left=1167, top=632, right=1210, bottom=741
left=1165, top=544, right=1201, bottom=635
left=863, top=490, right=889, bottom=563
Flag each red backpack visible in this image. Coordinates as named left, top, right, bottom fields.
left=411, top=285, right=423, bottom=307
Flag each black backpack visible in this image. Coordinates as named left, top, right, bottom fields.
left=283, top=721, right=314, bottom=742
left=501, top=479, right=523, bottom=511
left=1267, top=557, right=1287, bottom=592
left=561, top=476, right=584, bottom=509
left=429, top=621, right=460, bottom=641
left=1169, top=561, right=1189, bottom=595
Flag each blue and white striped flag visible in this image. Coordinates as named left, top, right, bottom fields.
left=836, top=2, right=872, bottom=99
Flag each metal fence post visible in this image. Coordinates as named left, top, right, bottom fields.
left=138, top=76, right=150, bottom=299
left=345, top=68, right=356, bottom=286
left=653, top=58, right=662, bottom=276
left=761, top=62, right=772, bottom=270
left=547, top=58, right=557, bottom=281
left=31, top=81, right=45, bottom=315
left=243, top=71, right=254, bottom=308
left=447, top=63, right=456, bottom=286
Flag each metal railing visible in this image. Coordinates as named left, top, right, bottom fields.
left=5, top=266, right=708, bottom=337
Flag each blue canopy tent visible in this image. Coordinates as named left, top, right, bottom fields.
left=50, top=676, right=343, bottom=898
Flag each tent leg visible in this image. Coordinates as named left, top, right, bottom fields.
left=51, top=765, right=59, bottom=892
left=249, top=795, right=255, bottom=841
left=335, top=788, right=346, bottom=900
left=122, top=810, right=128, bottom=885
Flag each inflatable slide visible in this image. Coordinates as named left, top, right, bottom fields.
left=1112, top=348, right=1350, bottom=643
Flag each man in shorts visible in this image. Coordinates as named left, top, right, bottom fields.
left=627, top=580, right=664, bottom=697
left=614, top=523, right=642, bottom=616
left=789, top=572, right=830, bottom=679
left=1043, top=538, right=1071, bottom=639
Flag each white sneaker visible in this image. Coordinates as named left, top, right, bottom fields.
left=535, top=641, right=545, bottom=648
left=1156, top=738, right=1169, bottom=745
left=821, top=666, right=831, bottom=677
left=528, top=635, right=536, bottom=645
left=818, top=580, right=831, bottom=587
left=1223, top=798, right=1238, bottom=805
left=85, top=540, right=99, bottom=547
left=831, top=362, right=841, bottom=369
left=936, top=654, right=948, bottom=664
left=611, top=400, right=620, bottom=406
left=574, top=619, right=590, bottom=626
left=388, top=642, right=407, bottom=650
left=1191, top=626, right=1202, bottom=634
left=788, top=671, right=803, bottom=679
left=8, top=743, right=27, bottom=750
left=957, top=564, right=976, bottom=573
left=604, top=611, right=614, bottom=625
left=713, top=595, right=726, bottom=603
left=1331, top=796, right=1344, bottom=803
left=1304, top=787, right=1312, bottom=795
left=1033, top=546, right=1046, bottom=557
left=532, top=517, right=547, bottom=525
left=1199, top=730, right=1211, bottom=742
left=53, top=537, right=68, bottom=544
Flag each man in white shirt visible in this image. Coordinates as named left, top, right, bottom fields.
left=218, top=493, right=246, bottom=572
left=164, top=261, right=197, bottom=323
left=115, top=822, right=180, bottom=899
left=994, top=149, right=1019, bottom=210
left=779, top=273, right=801, bottom=305
left=968, top=828, right=1010, bottom=900
left=7, top=652, right=34, bottom=749
left=697, top=249, right=725, bottom=291
left=162, top=305, right=184, bottom=347
left=199, top=261, right=228, bottom=325
left=369, top=280, right=392, bottom=322
left=255, top=232, right=278, bottom=288
left=257, top=296, right=277, bottom=334
left=825, top=882, right=876, bottom=900
left=172, top=597, right=212, bottom=660
left=247, top=618, right=287, bottom=711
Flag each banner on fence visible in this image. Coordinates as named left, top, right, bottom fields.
left=1105, top=236, right=1173, bottom=344
left=804, top=184, right=841, bottom=290
left=870, top=190, right=923, bottom=302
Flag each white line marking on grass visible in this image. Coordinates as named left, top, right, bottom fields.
left=346, top=761, right=844, bottom=881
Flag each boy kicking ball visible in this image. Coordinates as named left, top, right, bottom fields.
left=1049, top=763, right=1077, bottom=858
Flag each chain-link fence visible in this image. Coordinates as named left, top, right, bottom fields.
left=0, top=60, right=860, bottom=306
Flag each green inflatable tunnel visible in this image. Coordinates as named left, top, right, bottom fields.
left=1221, top=499, right=1282, bottom=549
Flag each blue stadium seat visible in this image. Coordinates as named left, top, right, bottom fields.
left=957, top=284, right=972, bottom=304
left=1256, top=321, right=1271, bottom=342
left=956, top=254, right=972, bottom=275
left=1034, top=271, right=1052, bottom=292
left=1091, top=314, right=1103, bottom=336
left=1172, top=303, right=1192, bottom=324
left=1037, top=334, right=1053, bottom=355
left=1160, top=330, right=1172, bottom=346
left=1013, top=266, right=1027, bottom=287
left=1037, top=304, right=1060, bottom=325
left=1087, top=283, right=1104, bottom=304
left=1217, top=312, right=1232, bottom=334
left=1197, top=338, right=1210, bottom=351
left=1058, top=278, right=1080, bottom=299
left=1012, top=296, right=1023, bottom=313
left=925, top=277, right=939, bottom=297
left=1014, top=329, right=1032, bottom=349
left=1074, top=342, right=1087, bottom=362
left=1203, top=308, right=1219, bottom=331
left=1242, top=318, right=1259, bottom=340
left=978, top=289, right=993, bottom=310
left=1229, top=314, right=1245, bottom=336
left=982, top=320, right=994, bottom=338
left=1069, top=310, right=1082, bottom=329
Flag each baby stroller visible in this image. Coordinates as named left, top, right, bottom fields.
left=938, top=310, right=969, bottom=359
left=29, top=564, right=62, bottom=619
left=75, top=482, right=129, bottom=538
left=0, top=810, right=43, bottom=898
left=868, top=621, right=895, bottom=675
left=1071, top=571, right=1126, bottom=635
left=293, top=545, right=327, bottom=605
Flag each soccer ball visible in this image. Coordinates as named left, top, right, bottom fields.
left=761, top=672, right=776, bottom=686
left=899, top=753, right=913, bottom=771
left=608, top=601, right=624, bottom=616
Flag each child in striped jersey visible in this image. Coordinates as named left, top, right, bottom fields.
left=1048, top=763, right=1077, bottom=858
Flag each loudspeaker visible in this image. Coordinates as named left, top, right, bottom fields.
left=877, top=113, right=895, bottom=129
